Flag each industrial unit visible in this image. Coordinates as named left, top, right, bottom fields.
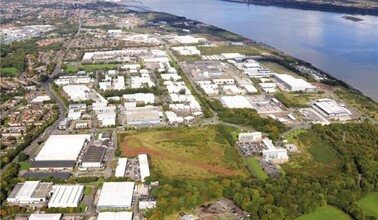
left=97, top=182, right=135, bottom=210
left=138, top=154, right=150, bottom=182
left=115, top=158, right=128, bottom=177
left=7, top=181, right=52, bottom=206
left=274, top=74, right=317, bottom=92
left=29, top=214, right=62, bottom=220
left=31, top=134, right=90, bottom=171
left=312, top=99, right=352, bottom=120
left=81, top=146, right=107, bottom=168
left=125, top=106, right=163, bottom=125
left=48, top=185, right=84, bottom=208
left=97, top=212, right=133, bottom=220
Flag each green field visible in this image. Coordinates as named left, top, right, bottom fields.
left=356, top=193, right=378, bottom=218
left=245, top=157, right=268, bottom=180
left=84, top=187, right=93, bottom=195
left=296, top=206, right=350, bottom=220
left=260, top=61, right=298, bottom=76
left=308, top=142, right=340, bottom=163
left=284, top=129, right=308, bottom=143
left=0, top=67, right=20, bottom=77
left=19, top=162, right=31, bottom=170
left=65, top=64, right=118, bottom=73
left=119, top=126, right=249, bottom=179
left=198, top=45, right=262, bottom=56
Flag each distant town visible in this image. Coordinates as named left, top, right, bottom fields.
left=1, top=0, right=377, bottom=220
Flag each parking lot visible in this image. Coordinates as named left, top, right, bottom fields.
left=260, top=160, right=281, bottom=178
left=125, top=157, right=141, bottom=182
left=237, top=141, right=263, bottom=156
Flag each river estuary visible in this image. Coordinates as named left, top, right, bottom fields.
left=130, top=0, right=378, bottom=101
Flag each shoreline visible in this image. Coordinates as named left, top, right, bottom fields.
left=222, top=0, right=378, bottom=16
left=118, top=2, right=376, bottom=103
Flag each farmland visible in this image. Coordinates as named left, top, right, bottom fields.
left=296, top=206, right=351, bottom=220
left=119, top=126, right=249, bottom=179
left=356, top=193, right=378, bottom=218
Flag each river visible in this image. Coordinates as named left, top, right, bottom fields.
left=128, top=0, right=378, bottom=101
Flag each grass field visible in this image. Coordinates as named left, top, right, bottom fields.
left=65, top=64, right=119, bottom=73
left=260, top=61, right=298, bottom=76
left=308, top=142, right=339, bottom=163
left=284, top=129, right=308, bottom=143
left=198, top=45, right=262, bottom=56
left=119, top=126, right=249, bottom=179
left=296, top=206, right=351, bottom=220
left=0, top=67, right=20, bottom=76
left=245, top=157, right=268, bottom=180
left=84, top=187, right=93, bottom=195
left=356, top=193, right=378, bottom=218
left=19, top=162, right=31, bottom=170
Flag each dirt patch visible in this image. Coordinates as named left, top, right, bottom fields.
left=121, top=136, right=237, bottom=176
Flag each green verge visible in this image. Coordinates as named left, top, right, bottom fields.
left=245, top=157, right=268, bottom=180
left=296, top=206, right=351, bottom=220
left=0, top=67, right=20, bottom=77
left=356, top=193, right=378, bottom=218
left=19, top=162, right=31, bottom=170
left=84, top=187, right=93, bottom=195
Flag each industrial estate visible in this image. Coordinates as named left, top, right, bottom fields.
left=1, top=0, right=377, bottom=220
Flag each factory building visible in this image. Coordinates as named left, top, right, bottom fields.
left=31, top=135, right=90, bottom=171
left=7, top=181, right=52, bottom=206
left=138, top=154, right=150, bottom=182
left=97, top=212, right=133, bottom=220
left=312, top=99, right=352, bottom=120
left=115, top=158, right=127, bottom=177
left=238, top=132, right=263, bottom=143
left=48, top=185, right=84, bottom=208
left=220, top=96, right=254, bottom=109
left=125, top=106, right=163, bottom=125
left=97, top=182, right=135, bottom=210
left=29, top=214, right=62, bottom=220
left=274, top=74, right=317, bottom=92
left=81, top=146, right=107, bottom=168
left=262, top=138, right=289, bottom=163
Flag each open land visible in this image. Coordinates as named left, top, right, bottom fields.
left=119, top=126, right=249, bottom=179
left=296, top=206, right=351, bottom=220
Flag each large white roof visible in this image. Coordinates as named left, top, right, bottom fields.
left=48, top=185, right=84, bottom=208
left=15, top=181, right=39, bottom=199
left=275, top=74, right=315, bottom=91
left=138, top=154, right=150, bottom=182
left=97, top=182, right=135, bottom=209
left=97, top=212, right=133, bottom=220
left=29, top=214, right=62, bottom=220
left=115, top=158, right=127, bottom=177
left=35, top=135, right=90, bottom=161
left=220, top=96, right=253, bottom=109
left=63, top=85, right=90, bottom=101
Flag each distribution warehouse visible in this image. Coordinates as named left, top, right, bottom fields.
left=48, top=185, right=84, bottom=208
left=138, top=154, right=150, bottom=182
left=97, top=212, right=133, bottom=220
left=31, top=134, right=90, bottom=171
left=7, top=181, right=52, bottom=206
left=274, top=74, right=316, bottom=92
left=97, top=182, right=135, bottom=210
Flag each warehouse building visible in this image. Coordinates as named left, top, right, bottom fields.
left=97, top=212, right=133, bottom=220
left=7, top=181, right=52, bottom=206
left=262, top=138, right=289, bottom=163
left=48, top=185, right=84, bottom=208
left=239, top=132, right=262, bottom=143
left=81, top=146, right=106, bottom=168
left=29, top=214, right=62, bottom=220
left=31, top=135, right=90, bottom=171
left=126, top=106, right=163, bottom=125
left=274, top=74, right=316, bottom=92
left=220, top=96, right=254, bottom=109
left=123, top=93, right=155, bottom=104
left=62, top=85, right=90, bottom=101
left=138, top=154, right=150, bottom=182
left=312, top=99, right=352, bottom=120
left=97, top=182, right=135, bottom=210
left=115, top=158, right=127, bottom=177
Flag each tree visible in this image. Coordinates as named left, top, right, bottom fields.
left=18, top=152, right=29, bottom=162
